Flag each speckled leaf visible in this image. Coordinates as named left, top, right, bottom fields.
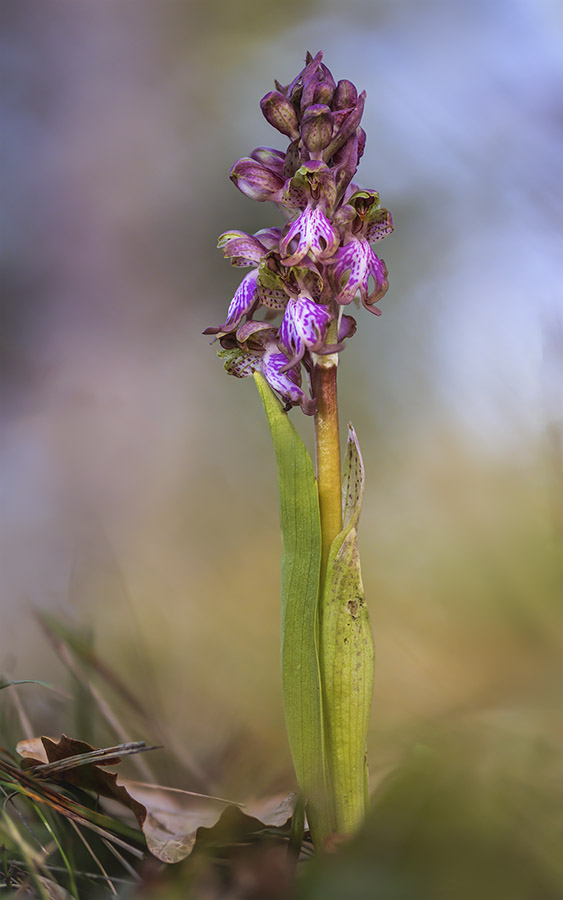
left=254, top=373, right=332, bottom=845
left=319, top=424, right=374, bottom=835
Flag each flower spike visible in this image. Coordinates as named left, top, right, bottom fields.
left=207, top=52, right=393, bottom=412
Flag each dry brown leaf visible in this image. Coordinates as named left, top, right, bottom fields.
left=15, top=738, right=49, bottom=763
left=244, top=792, right=298, bottom=828
left=120, top=780, right=228, bottom=863
left=14, top=736, right=298, bottom=865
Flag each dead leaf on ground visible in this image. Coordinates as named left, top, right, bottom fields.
left=14, top=736, right=297, bottom=864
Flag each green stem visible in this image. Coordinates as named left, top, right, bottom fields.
left=312, top=356, right=342, bottom=581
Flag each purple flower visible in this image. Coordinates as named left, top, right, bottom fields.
left=207, top=53, right=393, bottom=414
left=261, top=344, right=316, bottom=415
left=278, top=296, right=332, bottom=367
left=204, top=269, right=260, bottom=335
left=280, top=206, right=339, bottom=266
left=332, top=238, right=389, bottom=312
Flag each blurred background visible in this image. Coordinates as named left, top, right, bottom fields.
left=0, top=0, right=562, bottom=871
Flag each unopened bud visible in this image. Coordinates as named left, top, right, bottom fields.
left=301, top=64, right=336, bottom=110
left=230, top=158, right=285, bottom=202
left=333, top=79, right=358, bottom=111
left=260, top=91, right=300, bottom=139
left=301, top=104, right=333, bottom=154
left=250, top=146, right=286, bottom=177
left=324, top=91, right=366, bottom=159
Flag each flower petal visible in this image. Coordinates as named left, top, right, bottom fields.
left=218, top=231, right=266, bottom=267
left=307, top=207, right=340, bottom=260
left=235, top=320, right=276, bottom=345
left=279, top=297, right=332, bottom=366
left=280, top=207, right=340, bottom=266
left=338, top=313, right=357, bottom=341
left=332, top=239, right=371, bottom=305
left=253, top=227, right=282, bottom=250
left=249, top=147, right=286, bottom=177
left=207, top=269, right=260, bottom=334
left=261, top=346, right=316, bottom=416
left=363, top=253, right=389, bottom=313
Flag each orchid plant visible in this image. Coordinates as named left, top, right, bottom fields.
left=205, top=51, right=393, bottom=848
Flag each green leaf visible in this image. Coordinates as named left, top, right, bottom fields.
left=254, top=373, right=332, bottom=845
left=319, top=424, right=375, bottom=835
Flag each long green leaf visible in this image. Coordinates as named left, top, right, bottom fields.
left=254, top=374, right=332, bottom=844
left=319, top=424, right=375, bottom=834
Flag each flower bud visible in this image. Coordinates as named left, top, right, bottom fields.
left=250, top=146, right=286, bottom=177
left=286, top=51, right=324, bottom=104
left=301, top=65, right=336, bottom=111
left=260, top=91, right=300, bottom=139
left=230, top=158, right=285, bottom=202
left=333, top=79, right=358, bottom=111
left=301, top=104, right=333, bottom=154
left=324, top=91, right=366, bottom=159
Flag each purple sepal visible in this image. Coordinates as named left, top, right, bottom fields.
left=338, top=313, right=357, bottom=341
left=260, top=91, right=300, bottom=139
left=253, top=227, right=282, bottom=250
left=235, top=320, right=276, bottom=344
left=230, top=158, right=285, bottom=202
left=250, top=147, right=286, bottom=177
left=278, top=297, right=332, bottom=367
left=357, top=127, right=366, bottom=161
left=324, top=91, right=366, bottom=159
left=217, top=230, right=267, bottom=267
left=285, top=51, right=324, bottom=103
left=332, top=238, right=389, bottom=311
left=280, top=206, right=340, bottom=266
left=333, top=133, right=360, bottom=201
left=300, top=63, right=336, bottom=110
left=261, top=344, right=316, bottom=416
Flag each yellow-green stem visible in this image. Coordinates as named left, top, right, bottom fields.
left=312, top=357, right=342, bottom=579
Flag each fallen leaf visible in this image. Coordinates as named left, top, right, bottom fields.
left=15, top=736, right=299, bottom=865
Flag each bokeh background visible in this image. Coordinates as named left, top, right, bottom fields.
left=1, top=0, right=562, bottom=872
